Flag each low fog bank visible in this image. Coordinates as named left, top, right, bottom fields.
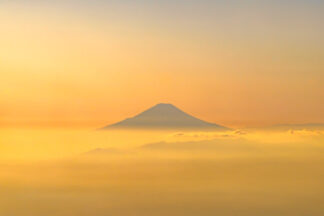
left=1, top=156, right=324, bottom=216
left=0, top=128, right=324, bottom=215
left=82, top=128, right=324, bottom=160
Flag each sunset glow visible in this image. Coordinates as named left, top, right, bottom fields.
left=1, top=1, right=323, bottom=216
left=1, top=1, right=323, bottom=128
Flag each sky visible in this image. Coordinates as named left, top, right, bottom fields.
left=1, top=0, right=323, bottom=127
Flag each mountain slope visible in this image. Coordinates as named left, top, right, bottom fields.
left=101, top=103, right=228, bottom=130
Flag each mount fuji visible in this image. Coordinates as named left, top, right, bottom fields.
left=101, top=103, right=228, bottom=130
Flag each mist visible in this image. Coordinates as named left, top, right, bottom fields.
left=1, top=127, right=324, bottom=216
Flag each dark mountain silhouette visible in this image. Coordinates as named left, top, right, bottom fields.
left=101, top=103, right=228, bottom=130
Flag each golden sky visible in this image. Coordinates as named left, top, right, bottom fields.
left=1, top=1, right=323, bottom=127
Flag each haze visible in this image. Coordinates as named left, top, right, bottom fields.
left=1, top=0, right=324, bottom=127
left=1, top=1, right=324, bottom=216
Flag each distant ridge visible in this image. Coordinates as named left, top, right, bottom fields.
left=101, top=103, right=229, bottom=130
left=267, top=123, right=324, bottom=130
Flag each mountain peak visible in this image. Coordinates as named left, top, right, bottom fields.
left=149, top=103, right=179, bottom=110
left=149, top=103, right=180, bottom=111
left=155, top=103, right=174, bottom=106
left=102, top=103, right=228, bottom=131
left=138, top=103, right=185, bottom=116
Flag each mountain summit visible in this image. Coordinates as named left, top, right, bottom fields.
left=102, top=103, right=228, bottom=130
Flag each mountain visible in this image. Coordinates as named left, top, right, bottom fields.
left=101, top=103, right=228, bottom=130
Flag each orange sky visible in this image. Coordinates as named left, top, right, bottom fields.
left=1, top=1, right=323, bottom=128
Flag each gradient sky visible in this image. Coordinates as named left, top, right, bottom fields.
left=1, top=0, right=323, bottom=127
